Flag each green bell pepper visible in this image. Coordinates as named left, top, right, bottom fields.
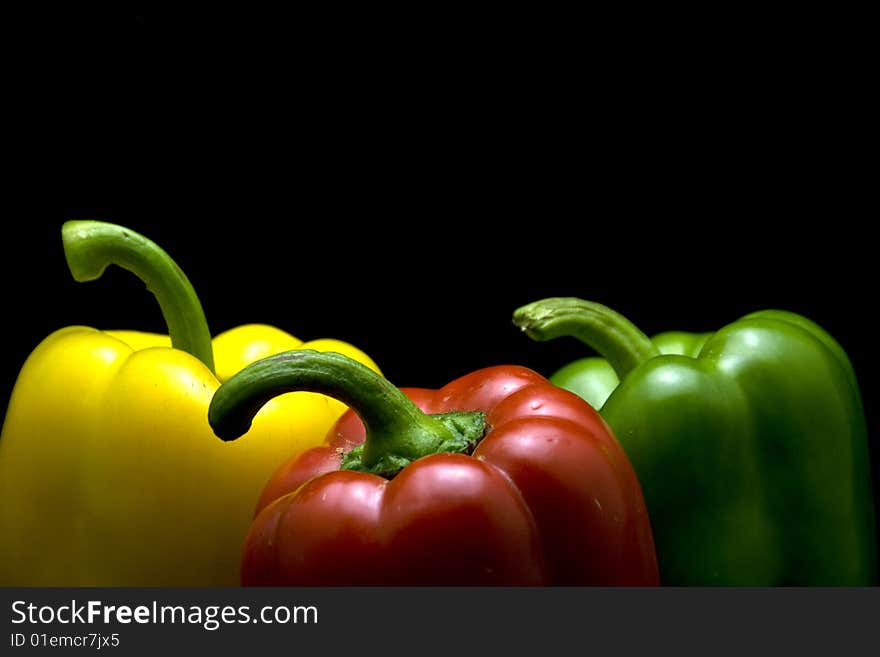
left=514, top=297, right=876, bottom=585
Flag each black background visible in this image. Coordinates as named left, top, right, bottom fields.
left=4, top=13, right=877, bottom=535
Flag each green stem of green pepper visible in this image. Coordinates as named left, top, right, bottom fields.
left=208, top=350, right=485, bottom=478
left=513, top=297, right=659, bottom=380
left=61, top=220, right=215, bottom=373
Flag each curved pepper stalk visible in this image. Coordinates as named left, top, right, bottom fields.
left=62, top=220, right=215, bottom=372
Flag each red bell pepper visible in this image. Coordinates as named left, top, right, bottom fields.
left=209, top=350, right=659, bottom=586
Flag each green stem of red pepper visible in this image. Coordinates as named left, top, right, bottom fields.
left=208, top=350, right=486, bottom=478
left=513, top=297, right=659, bottom=380
left=61, top=220, right=215, bottom=373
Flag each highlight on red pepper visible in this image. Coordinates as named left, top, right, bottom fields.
left=208, top=350, right=660, bottom=586
left=0, top=221, right=380, bottom=586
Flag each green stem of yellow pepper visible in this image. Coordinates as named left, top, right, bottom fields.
left=61, top=220, right=215, bottom=373
left=512, top=297, right=660, bottom=379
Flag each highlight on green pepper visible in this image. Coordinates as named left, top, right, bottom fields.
left=514, top=297, right=877, bottom=585
left=0, top=221, right=381, bottom=586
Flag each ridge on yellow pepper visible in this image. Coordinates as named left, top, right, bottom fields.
left=0, top=221, right=380, bottom=586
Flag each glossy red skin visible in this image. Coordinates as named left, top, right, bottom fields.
left=244, top=366, right=659, bottom=586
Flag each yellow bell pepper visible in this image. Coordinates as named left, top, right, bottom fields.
left=0, top=221, right=380, bottom=586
